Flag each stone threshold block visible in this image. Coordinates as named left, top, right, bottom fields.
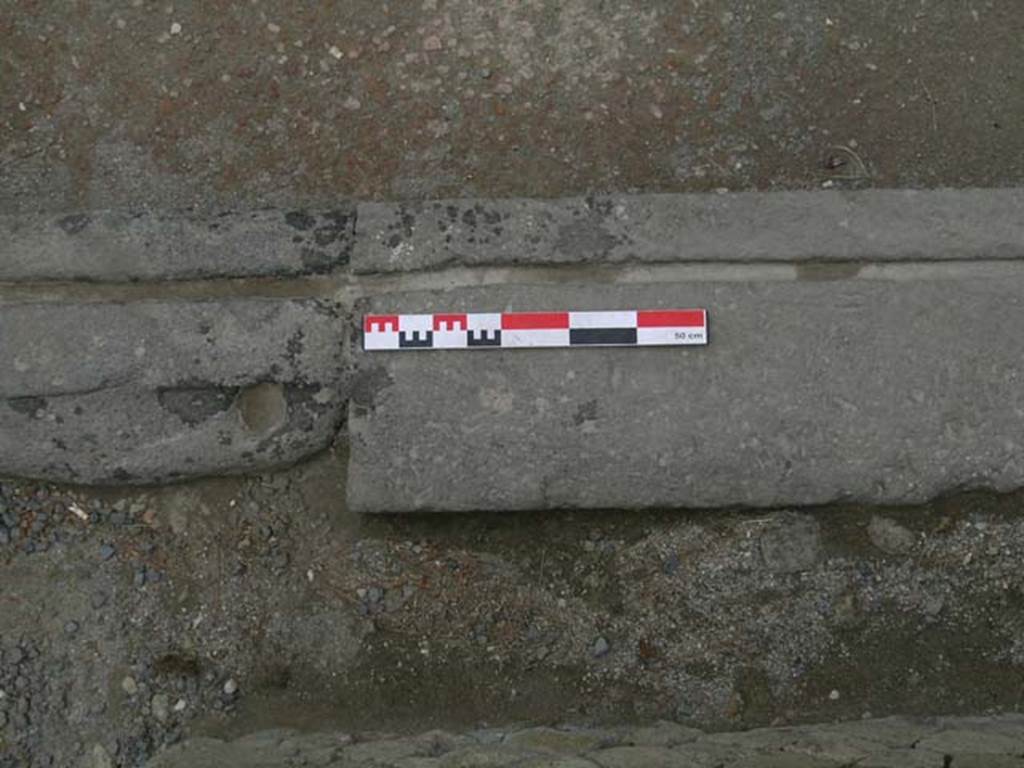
left=352, top=188, right=1024, bottom=274
left=0, top=298, right=346, bottom=483
left=348, top=274, right=1024, bottom=512
left=0, top=206, right=354, bottom=282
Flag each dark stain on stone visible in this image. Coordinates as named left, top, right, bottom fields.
left=795, top=262, right=864, bottom=281
left=285, top=211, right=316, bottom=231
left=8, top=396, right=46, bottom=416
left=292, top=235, right=304, bottom=244
left=462, top=208, right=477, bottom=227
left=350, top=366, right=394, bottom=410
left=286, top=329, right=305, bottom=365
left=313, top=225, right=339, bottom=246
left=300, top=247, right=335, bottom=273
left=399, top=208, right=416, bottom=237
left=585, top=195, right=616, bottom=218
left=157, top=386, right=237, bottom=426
left=573, top=399, right=599, bottom=426
left=387, top=233, right=402, bottom=248
left=57, top=213, right=90, bottom=235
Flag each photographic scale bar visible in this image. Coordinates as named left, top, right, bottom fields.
left=363, top=310, right=708, bottom=351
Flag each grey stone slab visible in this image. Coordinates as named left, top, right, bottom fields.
left=0, top=382, right=343, bottom=484
left=352, top=189, right=1024, bottom=274
left=0, top=207, right=354, bottom=282
left=0, top=298, right=342, bottom=399
left=347, top=275, right=1024, bottom=512
left=0, top=298, right=345, bottom=483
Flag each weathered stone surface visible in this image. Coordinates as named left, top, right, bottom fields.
left=0, top=299, right=341, bottom=398
left=0, top=207, right=354, bottom=282
left=348, top=274, right=1024, bottom=512
left=352, top=189, right=1024, bottom=274
left=0, top=299, right=345, bottom=483
left=145, top=717, right=1024, bottom=768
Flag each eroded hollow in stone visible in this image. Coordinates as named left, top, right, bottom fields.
left=237, top=382, right=288, bottom=435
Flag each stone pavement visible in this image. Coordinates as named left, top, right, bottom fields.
left=2, top=189, right=1024, bottom=510
left=145, top=716, right=1024, bottom=767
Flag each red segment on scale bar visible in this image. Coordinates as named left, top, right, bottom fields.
left=636, top=310, right=705, bottom=328
left=500, top=312, right=570, bottom=330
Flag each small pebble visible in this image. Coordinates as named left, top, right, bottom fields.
left=829, top=689, right=841, bottom=701
left=151, top=693, right=170, bottom=723
left=98, top=544, right=116, bottom=561
left=593, top=637, right=610, bottom=658
left=170, top=22, right=182, bottom=35
left=121, top=676, right=138, bottom=696
left=223, top=678, right=238, bottom=696
left=64, top=620, right=80, bottom=636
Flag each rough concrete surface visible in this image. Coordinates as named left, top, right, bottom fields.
left=0, top=299, right=345, bottom=482
left=0, top=207, right=355, bottom=282
left=348, top=275, right=1024, bottom=512
left=352, top=189, right=1024, bottom=274
left=146, top=717, right=1024, bottom=767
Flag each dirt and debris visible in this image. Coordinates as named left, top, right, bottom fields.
left=3, top=2, right=1024, bottom=213
left=3, top=446, right=1024, bottom=766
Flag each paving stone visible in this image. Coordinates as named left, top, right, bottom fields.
left=622, top=721, right=703, bottom=748
left=141, top=719, right=1024, bottom=768
left=916, top=728, right=1024, bottom=755
left=438, top=745, right=533, bottom=767
left=504, top=727, right=613, bottom=754
left=701, top=724, right=883, bottom=764
left=0, top=299, right=345, bottom=483
left=352, top=189, right=1024, bottom=274
left=0, top=299, right=342, bottom=399
left=589, top=745, right=693, bottom=768
left=729, top=755, right=846, bottom=768
left=0, top=207, right=354, bottom=282
left=348, top=275, right=1024, bottom=512
left=853, top=749, right=948, bottom=768
left=946, top=755, right=1024, bottom=768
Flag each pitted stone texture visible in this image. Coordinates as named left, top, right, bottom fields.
left=0, top=299, right=344, bottom=483
left=352, top=189, right=1024, bottom=274
left=348, top=276, right=1024, bottom=512
left=0, top=207, right=354, bottom=282
left=0, top=299, right=341, bottom=398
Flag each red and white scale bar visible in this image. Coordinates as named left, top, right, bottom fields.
left=363, top=309, right=708, bottom=351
